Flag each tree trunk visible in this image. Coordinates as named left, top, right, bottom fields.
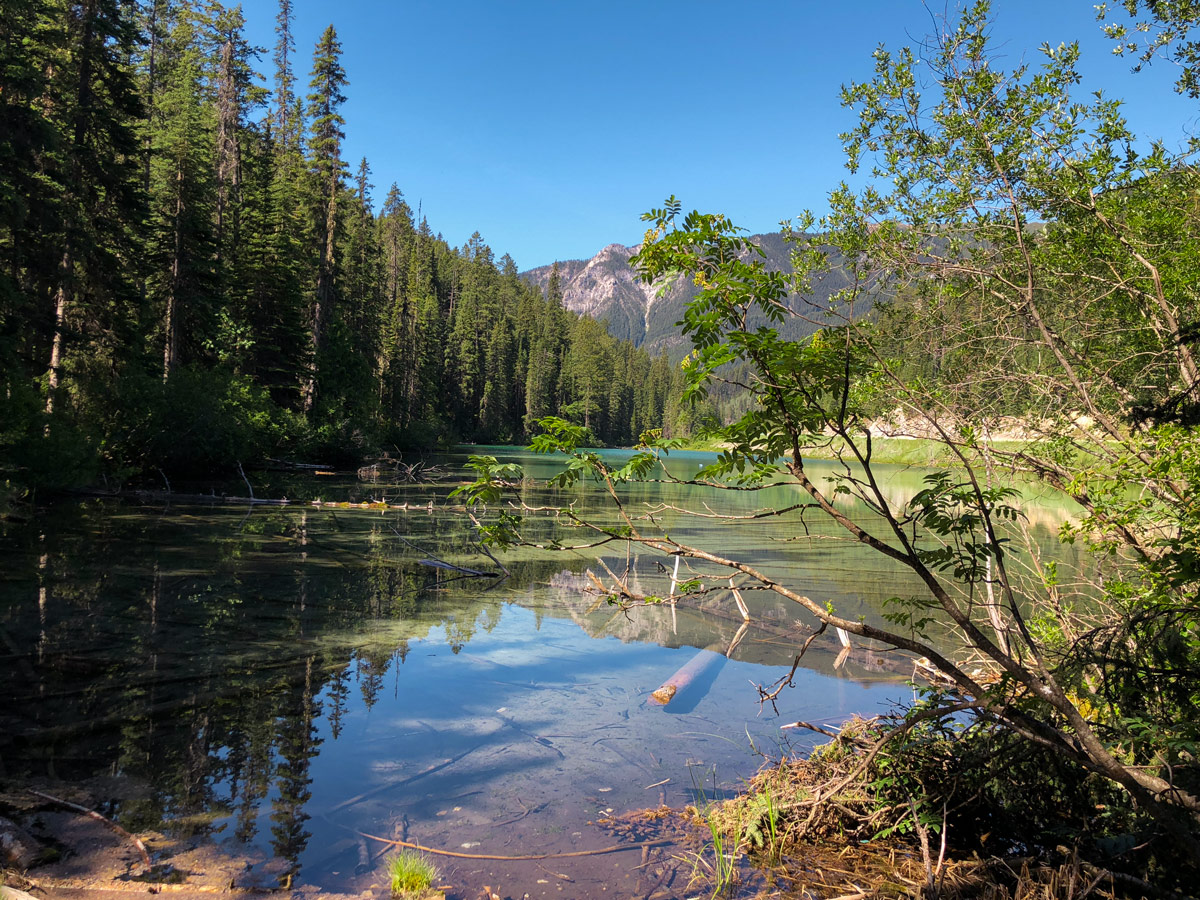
left=44, top=247, right=72, bottom=419
left=163, top=161, right=183, bottom=380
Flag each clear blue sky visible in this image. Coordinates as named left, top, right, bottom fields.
left=235, top=1, right=1197, bottom=270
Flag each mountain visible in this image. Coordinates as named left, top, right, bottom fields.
left=521, top=233, right=855, bottom=360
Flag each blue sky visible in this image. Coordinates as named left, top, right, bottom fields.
left=235, top=1, right=1197, bottom=270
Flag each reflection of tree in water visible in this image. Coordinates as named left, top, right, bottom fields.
left=231, top=714, right=274, bottom=843
left=325, top=665, right=350, bottom=739
left=0, top=500, right=592, bottom=862
left=355, top=647, right=392, bottom=709
left=270, top=656, right=321, bottom=875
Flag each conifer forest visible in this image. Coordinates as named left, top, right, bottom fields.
left=0, top=0, right=675, bottom=493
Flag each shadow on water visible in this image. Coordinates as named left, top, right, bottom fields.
left=0, top=449, right=1084, bottom=897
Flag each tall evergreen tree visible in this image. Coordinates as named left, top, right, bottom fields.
left=44, top=0, right=144, bottom=414
left=148, top=0, right=215, bottom=378
left=0, top=0, right=59, bottom=375
left=300, top=23, right=347, bottom=413
left=270, top=0, right=297, bottom=149
left=522, top=261, right=566, bottom=435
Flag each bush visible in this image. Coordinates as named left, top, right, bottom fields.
left=94, top=365, right=293, bottom=477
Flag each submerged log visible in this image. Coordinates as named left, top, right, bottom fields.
left=76, top=488, right=292, bottom=505
left=649, top=648, right=725, bottom=706
left=417, top=559, right=494, bottom=577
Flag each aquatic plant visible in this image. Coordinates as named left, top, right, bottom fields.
left=388, top=849, right=438, bottom=898
left=705, top=808, right=743, bottom=897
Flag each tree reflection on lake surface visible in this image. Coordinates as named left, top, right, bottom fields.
left=0, top=449, right=1081, bottom=895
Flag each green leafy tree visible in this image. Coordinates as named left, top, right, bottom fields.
left=1099, top=0, right=1200, bottom=97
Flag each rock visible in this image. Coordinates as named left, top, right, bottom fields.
left=0, top=817, right=40, bottom=869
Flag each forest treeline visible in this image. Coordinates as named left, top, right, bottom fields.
left=0, top=0, right=679, bottom=492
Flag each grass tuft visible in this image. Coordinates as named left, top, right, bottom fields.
left=388, top=849, right=438, bottom=898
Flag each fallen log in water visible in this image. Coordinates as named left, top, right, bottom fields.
left=649, top=647, right=726, bottom=706
left=75, top=487, right=292, bottom=505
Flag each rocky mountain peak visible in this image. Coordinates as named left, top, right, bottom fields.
left=522, top=233, right=839, bottom=358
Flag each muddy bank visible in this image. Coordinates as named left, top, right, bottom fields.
left=1, top=776, right=704, bottom=900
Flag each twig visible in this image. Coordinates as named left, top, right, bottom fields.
left=491, top=799, right=545, bottom=827
left=418, top=558, right=492, bottom=576
left=535, top=863, right=574, bottom=882
left=27, top=788, right=151, bottom=870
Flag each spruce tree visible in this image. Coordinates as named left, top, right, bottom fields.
left=44, top=0, right=143, bottom=415
left=271, top=0, right=297, bottom=151
left=147, top=0, right=216, bottom=378
left=300, top=24, right=347, bottom=413
left=376, top=183, right=412, bottom=423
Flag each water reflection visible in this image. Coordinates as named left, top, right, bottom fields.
left=0, top=449, right=1084, bottom=894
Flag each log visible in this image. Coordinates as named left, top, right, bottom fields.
left=75, top=488, right=291, bottom=505
left=649, top=648, right=725, bottom=706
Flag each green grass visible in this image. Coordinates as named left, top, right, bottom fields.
left=388, top=849, right=438, bottom=898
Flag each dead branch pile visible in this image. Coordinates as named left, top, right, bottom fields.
left=357, top=456, right=447, bottom=483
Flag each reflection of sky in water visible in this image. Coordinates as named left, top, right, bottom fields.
left=0, top=448, right=1087, bottom=894
left=285, top=605, right=905, bottom=890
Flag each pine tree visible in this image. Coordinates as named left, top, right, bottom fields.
left=405, top=221, right=443, bottom=431
left=345, top=158, right=379, bottom=361
left=562, top=315, right=611, bottom=436
left=480, top=316, right=517, bottom=440
left=447, top=232, right=495, bottom=432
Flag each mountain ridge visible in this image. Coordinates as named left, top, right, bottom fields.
left=521, top=233, right=850, bottom=360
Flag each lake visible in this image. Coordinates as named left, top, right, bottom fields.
left=0, top=446, right=1081, bottom=897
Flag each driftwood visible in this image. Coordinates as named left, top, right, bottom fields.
left=357, top=456, right=447, bottom=483
left=27, top=789, right=151, bottom=870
